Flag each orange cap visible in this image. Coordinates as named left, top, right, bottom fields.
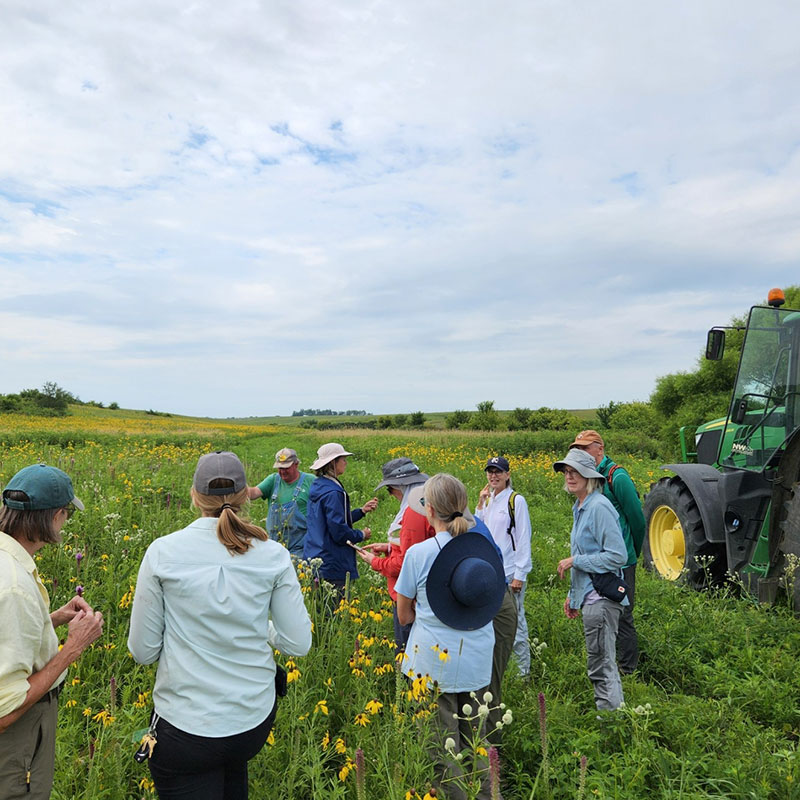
left=569, top=429, right=605, bottom=448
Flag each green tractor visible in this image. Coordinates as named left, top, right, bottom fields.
left=642, top=289, right=800, bottom=607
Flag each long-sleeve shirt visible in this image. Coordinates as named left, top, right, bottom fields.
left=475, top=487, right=532, bottom=583
left=128, top=516, right=311, bottom=736
left=597, top=455, right=646, bottom=567
left=303, top=476, right=366, bottom=581
left=371, top=505, right=435, bottom=600
left=568, top=492, right=628, bottom=610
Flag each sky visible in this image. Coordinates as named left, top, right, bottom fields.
left=1, top=1, right=799, bottom=418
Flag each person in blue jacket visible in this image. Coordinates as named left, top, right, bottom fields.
left=554, top=448, right=628, bottom=711
left=302, top=443, right=377, bottom=597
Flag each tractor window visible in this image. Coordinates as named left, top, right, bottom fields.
left=721, top=306, right=800, bottom=471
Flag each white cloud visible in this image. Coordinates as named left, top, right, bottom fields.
left=1, top=0, right=799, bottom=415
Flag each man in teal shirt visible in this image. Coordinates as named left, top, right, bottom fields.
left=570, top=430, right=645, bottom=673
left=248, top=448, right=314, bottom=558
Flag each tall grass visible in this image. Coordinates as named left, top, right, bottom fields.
left=0, top=418, right=794, bottom=799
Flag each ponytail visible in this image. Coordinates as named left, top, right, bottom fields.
left=191, top=487, right=268, bottom=555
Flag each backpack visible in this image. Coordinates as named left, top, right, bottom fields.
left=606, top=463, right=639, bottom=498
left=506, top=491, right=520, bottom=550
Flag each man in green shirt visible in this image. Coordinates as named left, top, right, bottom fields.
left=570, top=430, right=645, bottom=674
left=248, top=448, right=314, bottom=558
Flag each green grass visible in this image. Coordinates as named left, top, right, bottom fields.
left=2, top=423, right=796, bottom=799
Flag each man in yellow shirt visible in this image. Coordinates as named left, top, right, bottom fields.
left=0, top=464, right=104, bottom=800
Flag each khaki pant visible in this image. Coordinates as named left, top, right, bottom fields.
left=0, top=691, right=58, bottom=800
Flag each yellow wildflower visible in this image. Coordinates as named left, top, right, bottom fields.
left=321, top=731, right=330, bottom=750
left=65, top=699, right=77, bottom=708
left=354, top=713, right=370, bottom=727
left=267, top=730, right=275, bottom=746
left=365, top=699, right=383, bottom=715
left=92, top=709, right=116, bottom=726
left=335, top=737, right=347, bottom=754
left=314, top=699, right=329, bottom=715
left=82, top=707, right=92, bottom=717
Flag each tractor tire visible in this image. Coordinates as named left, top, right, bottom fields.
left=778, top=482, right=800, bottom=611
left=642, top=477, right=727, bottom=589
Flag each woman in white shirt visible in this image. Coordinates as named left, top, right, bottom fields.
left=475, top=456, right=532, bottom=677
left=128, top=451, right=312, bottom=800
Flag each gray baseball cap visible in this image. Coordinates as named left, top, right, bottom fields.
left=193, top=451, right=247, bottom=496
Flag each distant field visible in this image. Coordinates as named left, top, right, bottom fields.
left=222, top=408, right=599, bottom=429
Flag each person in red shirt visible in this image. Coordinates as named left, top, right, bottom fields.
left=355, top=458, right=431, bottom=651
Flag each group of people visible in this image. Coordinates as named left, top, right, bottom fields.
left=0, top=428, right=644, bottom=800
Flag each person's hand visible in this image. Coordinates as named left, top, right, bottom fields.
left=63, top=610, right=104, bottom=661
left=557, top=556, right=574, bottom=580
left=510, top=578, right=523, bottom=593
left=51, top=595, right=93, bottom=627
left=563, top=597, right=579, bottom=619
left=361, top=527, right=371, bottom=540
left=363, top=542, right=389, bottom=553
left=362, top=497, right=378, bottom=514
left=355, top=549, right=375, bottom=567
left=477, top=484, right=491, bottom=509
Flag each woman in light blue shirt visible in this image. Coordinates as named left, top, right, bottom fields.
left=554, top=448, right=628, bottom=711
left=128, top=452, right=312, bottom=800
left=396, top=473, right=505, bottom=800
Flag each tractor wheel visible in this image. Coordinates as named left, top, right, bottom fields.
left=642, top=477, right=727, bottom=588
left=778, top=482, right=800, bottom=610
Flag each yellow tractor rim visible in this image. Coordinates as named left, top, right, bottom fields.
left=649, top=505, right=685, bottom=580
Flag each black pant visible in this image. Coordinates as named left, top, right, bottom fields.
left=148, top=703, right=277, bottom=800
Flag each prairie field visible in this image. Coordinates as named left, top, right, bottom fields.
left=3, top=408, right=799, bottom=799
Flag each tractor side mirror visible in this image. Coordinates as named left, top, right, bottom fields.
left=731, top=397, right=747, bottom=425
left=706, top=328, right=725, bottom=360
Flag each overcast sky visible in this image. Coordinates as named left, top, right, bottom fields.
left=1, top=1, right=798, bottom=417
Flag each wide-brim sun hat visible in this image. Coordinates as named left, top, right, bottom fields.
left=374, top=457, right=429, bottom=490
left=552, top=448, right=605, bottom=479
left=193, top=451, right=247, bottom=495
left=426, top=532, right=506, bottom=630
left=310, top=443, right=354, bottom=471
left=406, top=485, right=476, bottom=527
left=2, top=463, right=84, bottom=511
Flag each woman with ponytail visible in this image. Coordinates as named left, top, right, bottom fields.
left=128, top=452, right=311, bottom=800
left=395, top=474, right=505, bottom=800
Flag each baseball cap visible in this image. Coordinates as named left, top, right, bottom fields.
left=273, top=448, right=300, bottom=469
left=193, top=451, right=247, bottom=496
left=2, top=464, right=85, bottom=511
left=569, top=430, right=604, bottom=448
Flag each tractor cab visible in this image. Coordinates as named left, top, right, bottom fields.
left=644, top=289, right=800, bottom=607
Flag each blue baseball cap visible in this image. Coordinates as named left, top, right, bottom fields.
left=2, top=464, right=84, bottom=511
left=485, top=456, right=510, bottom=472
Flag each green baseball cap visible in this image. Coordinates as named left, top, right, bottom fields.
left=2, top=463, right=84, bottom=511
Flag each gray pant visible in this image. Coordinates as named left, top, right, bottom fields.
left=511, top=582, right=530, bottom=675
left=433, top=690, right=493, bottom=800
left=583, top=599, right=624, bottom=710
left=616, top=564, right=638, bottom=673
left=0, top=691, right=58, bottom=800
left=487, top=586, right=518, bottom=745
